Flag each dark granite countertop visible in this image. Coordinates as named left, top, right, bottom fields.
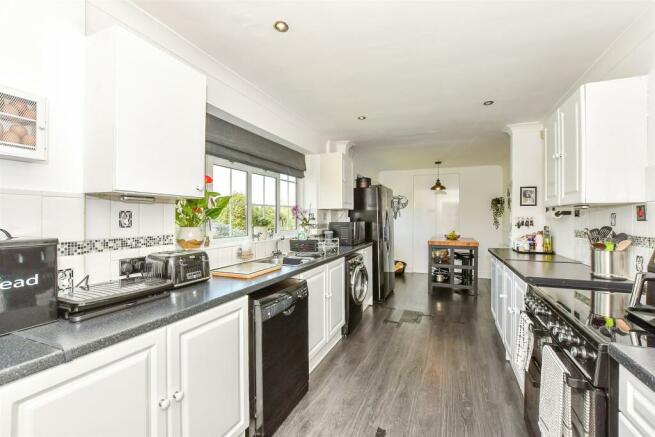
left=0, top=243, right=372, bottom=387
left=489, top=248, right=633, bottom=292
left=609, top=343, right=655, bottom=392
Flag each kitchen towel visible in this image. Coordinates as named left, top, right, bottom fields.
left=514, top=311, right=534, bottom=371
left=538, top=345, right=573, bottom=437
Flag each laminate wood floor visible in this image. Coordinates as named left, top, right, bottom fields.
left=276, top=273, right=528, bottom=437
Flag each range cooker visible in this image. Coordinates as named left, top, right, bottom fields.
left=523, top=285, right=655, bottom=437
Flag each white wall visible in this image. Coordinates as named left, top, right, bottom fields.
left=378, top=165, right=504, bottom=278
left=506, top=122, right=545, bottom=242
left=544, top=4, right=655, bottom=274
left=0, top=0, right=85, bottom=193
left=0, top=0, right=304, bottom=286
left=85, top=0, right=328, bottom=155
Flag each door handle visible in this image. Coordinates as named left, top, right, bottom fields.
left=283, top=305, right=296, bottom=316
left=172, top=390, right=185, bottom=402
left=158, top=398, right=171, bottom=410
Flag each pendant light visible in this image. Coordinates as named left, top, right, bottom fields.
left=431, top=161, right=446, bottom=191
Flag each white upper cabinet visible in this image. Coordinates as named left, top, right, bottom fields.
left=85, top=27, right=207, bottom=199
left=544, top=76, right=648, bottom=206
left=544, top=114, right=559, bottom=206
left=304, top=152, right=354, bottom=210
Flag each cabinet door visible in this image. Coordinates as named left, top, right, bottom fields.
left=0, top=329, right=167, bottom=437
left=167, top=296, right=249, bottom=437
left=544, top=113, right=560, bottom=206
left=501, top=267, right=513, bottom=357
left=110, top=28, right=207, bottom=198
left=301, top=266, right=328, bottom=361
left=490, top=258, right=497, bottom=320
left=559, top=89, right=583, bottom=205
left=327, top=260, right=346, bottom=339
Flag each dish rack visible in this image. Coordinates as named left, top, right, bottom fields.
left=0, top=86, right=47, bottom=162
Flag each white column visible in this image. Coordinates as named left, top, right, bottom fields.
left=505, top=122, right=545, bottom=242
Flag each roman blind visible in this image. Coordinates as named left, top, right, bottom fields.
left=205, top=114, right=306, bottom=178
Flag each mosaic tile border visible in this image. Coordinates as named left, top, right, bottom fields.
left=573, top=229, right=655, bottom=249
left=58, top=234, right=175, bottom=256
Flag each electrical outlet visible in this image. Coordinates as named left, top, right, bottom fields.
left=610, top=213, right=616, bottom=227
left=119, top=257, right=146, bottom=277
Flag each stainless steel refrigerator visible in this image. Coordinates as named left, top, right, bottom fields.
left=349, top=185, right=395, bottom=302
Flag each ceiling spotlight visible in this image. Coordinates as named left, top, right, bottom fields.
left=483, top=100, right=495, bottom=106
left=273, top=21, right=289, bottom=32
left=357, top=116, right=367, bottom=120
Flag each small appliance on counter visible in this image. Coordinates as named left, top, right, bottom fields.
left=329, top=221, right=365, bottom=246
left=145, top=250, right=210, bottom=287
left=289, top=238, right=319, bottom=254
left=0, top=235, right=59, bottom=336
left=58, top=250, right=210, bottom=322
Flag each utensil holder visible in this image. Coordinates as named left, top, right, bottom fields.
left=590, top=247, right=629, bottom=280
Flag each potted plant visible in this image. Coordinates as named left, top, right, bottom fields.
left=252, top=213, right=273, bottom=240
left=490, top=196, right=505, bottom=230
left=175, top=175, right=230, bottom=250
left=291, top=205, right=314, bottom=239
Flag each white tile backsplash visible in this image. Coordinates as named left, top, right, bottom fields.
left=85, top=196, right=111, bottom=240
left=110, top=200, right=139, bottom=238
left=85, top=252, right=112, bottom=283
left=546, top=202, right=655, bottom=279
left=42, top=194, right=84, bottom=241
left=0, top=192, right=42, bottom=237
left=139, top=203, right=164, bottom=236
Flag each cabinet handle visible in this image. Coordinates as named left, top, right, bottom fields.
left=158, top=398, right=171, bottom=410
left=172, top=390, right=185, bottom=402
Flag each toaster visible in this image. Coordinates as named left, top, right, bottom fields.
left=146, top=250, right=210, bottom=287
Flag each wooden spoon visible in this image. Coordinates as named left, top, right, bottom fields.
left=592, top=242, right=607, bottom=250
left=615, top=240, right=632, bottom=251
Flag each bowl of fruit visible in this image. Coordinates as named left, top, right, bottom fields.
left=444, top=231, right=460, bottom=241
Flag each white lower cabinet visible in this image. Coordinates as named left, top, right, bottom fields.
left=490, top=256, right=526, bottom=391
left=295, top=259, right=345, bottom=372
left=166, top=297, right=249, bottom=437
left=0, top=297, right=249, bottom=437
left=618, top=366, right=655, bottom=436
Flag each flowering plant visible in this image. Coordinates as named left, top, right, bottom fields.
left=175, top=176, right=231, bottom=227
left=291, top=205, right=313, bottom=230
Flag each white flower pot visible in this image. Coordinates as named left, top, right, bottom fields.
left=176, top=226, right=206, bottom=250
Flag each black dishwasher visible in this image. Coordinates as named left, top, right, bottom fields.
left=249, top=278, right=309, bottom=436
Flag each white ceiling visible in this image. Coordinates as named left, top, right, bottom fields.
left=134, top=0, right=651, bottom=164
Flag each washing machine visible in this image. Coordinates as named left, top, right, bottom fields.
left=343, top=253, right=369, bottom=335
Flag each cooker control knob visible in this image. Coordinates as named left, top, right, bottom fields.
left=571, top=346, right=581, bottom=358
left=571, top=346, right=597, bottom=361
left=551, top=325, right=563, bottom=335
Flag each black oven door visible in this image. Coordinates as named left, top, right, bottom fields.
left=525, top=329, right=608, bottom=437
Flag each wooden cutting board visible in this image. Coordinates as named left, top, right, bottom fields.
left=211, top=262, right=282, bottom=279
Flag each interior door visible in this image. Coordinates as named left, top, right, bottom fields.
left=412, top=174, right=460, bottom=273
left=167, top=297, right=249, bottom=437
left=559, top=89, right=583, bottom=205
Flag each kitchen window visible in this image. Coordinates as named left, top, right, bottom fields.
left=211, top=165, right=248, bottom=238
left=279, top=174, right=297, bottom=231
left=251, top=173, right=276, bottom=237
left=206, top=156, right=300, bottom=242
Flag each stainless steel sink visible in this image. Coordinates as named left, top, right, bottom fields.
left=266, top=255, right=316, bottom=266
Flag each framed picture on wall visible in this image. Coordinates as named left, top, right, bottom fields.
left=520, top=186, right=537, bottom=206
